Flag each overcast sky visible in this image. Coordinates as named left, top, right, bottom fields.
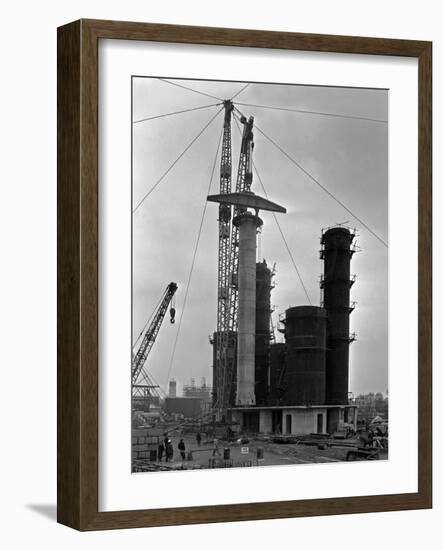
left=132, top=77, right=388, bottom=398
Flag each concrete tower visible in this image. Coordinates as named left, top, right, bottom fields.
left=207, top=191, right=286, bottom=408
left=233, top=211, right=263, bottom=405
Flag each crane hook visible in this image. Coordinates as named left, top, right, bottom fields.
left=170, top=306, right=176, bottom=324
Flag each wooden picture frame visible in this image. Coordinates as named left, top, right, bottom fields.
left=57, top=19, right=432, bottom=530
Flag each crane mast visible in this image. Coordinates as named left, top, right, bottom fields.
left=132, top=282, right=178, bottom=387
left=214, top=107, right=255, bottom=416
left=216, top=101, right=233, bottom=334
left=214, top=101, right=233, bottom=412
left=228, top=113, right=255, bottom=333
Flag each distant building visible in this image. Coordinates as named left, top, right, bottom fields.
left=183, top=378, right=212, bottom=403
left=164, top=397, right=203, bottom=418
left=168, top=379, right=177, bottom=398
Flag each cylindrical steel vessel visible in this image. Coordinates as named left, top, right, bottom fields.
left=255, top=260, right=272, bottom=405
left=283, top=306, right=327, bottom=405
left=320, top=227, right=355, bottom=405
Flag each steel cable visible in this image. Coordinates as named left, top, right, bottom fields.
left=158, top=78, right=223, bottom=101
left=234, top=101, right=387, bottom=124
left=165, top=127, right=224, bottom=385
left=234, top=107, right=388, bottom=248
left=133, top=107, right=223, bottom=213
left=133, top=102, right=221, bottom=124
left=232, top=114, right=313, bottom=304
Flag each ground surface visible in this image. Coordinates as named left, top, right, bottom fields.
left=138, top=433, right=388, bottom=471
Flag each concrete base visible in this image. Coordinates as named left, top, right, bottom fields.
left=230, top=405, right=358, bottom=436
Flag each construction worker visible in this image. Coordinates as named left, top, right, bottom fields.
left=157, top=441, right=164, bottom=462
left=178, top=438, right=186, bottom=460
left=212, top=437, right=221, bottom=457
left=165, top=439, right=174, bottom=462
left=196, top=432, right=202, bottom=446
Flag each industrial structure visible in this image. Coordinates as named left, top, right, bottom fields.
left=227, top=226, right=358, bottom=436
left=211, top=104, right=257, bottom=417
left=207, top=102, right=358, bottom=436
left=163, top=379, right=213, bottom=419
left=183, top=378, right=212, bottom=403
left=255, top=261, right=273, bottom=406
left=320, top=227, right=357, bottom=405
left=133, top=97, right=365, bottom=438
left=164, top=396, right=204, bottom=418
left=130, top=80, right=392, bottom=474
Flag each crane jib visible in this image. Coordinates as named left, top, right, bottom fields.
left=132, top=282, right=178, bottom=385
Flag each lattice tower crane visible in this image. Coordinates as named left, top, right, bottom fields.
left=132, top=282, right=178, bottom=398
left=214, top=104, right=255, bottom=416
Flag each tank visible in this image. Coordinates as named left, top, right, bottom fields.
left=320, top=227, right=356, bottom=405
left=283, top=306, right=327, bottom=405
left=255, top=261, right=272, bottom=405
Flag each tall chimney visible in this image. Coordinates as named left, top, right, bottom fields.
left=233, top=212, right=263, bottom=405
left=320, top=227, right=356, bottom=405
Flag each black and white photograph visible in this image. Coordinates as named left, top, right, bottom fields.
left=131, top=76, right=389, bottom=473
